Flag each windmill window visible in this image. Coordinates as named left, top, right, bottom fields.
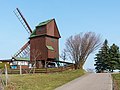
left=46, top=45, right=54, bottom=51
left=38, top=28, right=42, bottom=32
left=51, top=38, right=55, bottom=42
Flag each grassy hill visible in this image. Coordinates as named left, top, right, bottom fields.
left=112, top=73, right=120, bottom=90
left=4, top=69, right=85, bottom=90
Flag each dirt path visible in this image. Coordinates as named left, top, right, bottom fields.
left=55, top=73, right=112, bottom=90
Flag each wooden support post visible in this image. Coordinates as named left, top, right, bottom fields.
left=44, top=61, right=46, bottom=68
left=45, top=61, right=47, bottom=73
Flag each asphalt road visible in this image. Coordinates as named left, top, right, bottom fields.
left=55, top=73, right=112, bottom=90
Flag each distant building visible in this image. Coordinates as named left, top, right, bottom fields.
left=10, top=58, right=29, bottom=69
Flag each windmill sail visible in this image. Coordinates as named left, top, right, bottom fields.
left=13, top=41, right=30, bottom=59
left=13, top=8, right=32, bottom=34
left=13, top=8, right=32, bottom=60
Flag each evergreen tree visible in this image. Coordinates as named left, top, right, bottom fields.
left=94, top=39, right=110, bottom=73
left=108, top=44, right=120, bottom=72
left=116, top=58, right=120, bottom=71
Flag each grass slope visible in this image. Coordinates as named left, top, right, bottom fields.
left=112, top=73, right=120, bottom=90
left=5, top=69, right=85, bottom=90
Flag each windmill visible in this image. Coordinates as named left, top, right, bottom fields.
left=12, top=8, right=32, bottom=59
left=12, top=8, right=61, bottom=68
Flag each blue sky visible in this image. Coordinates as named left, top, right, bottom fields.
left=0, top=0, right=120, bottom=69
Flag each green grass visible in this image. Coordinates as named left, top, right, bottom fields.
left=112, top=73, right=120, bottom=90
left=4, top=69, right=85, bottom=90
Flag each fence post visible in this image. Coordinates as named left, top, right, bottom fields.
left=5, top=64, right=8, bottom=86
left=20, top=63, right=22, bottom=75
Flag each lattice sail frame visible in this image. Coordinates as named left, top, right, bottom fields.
left=13, top=41, right=30, bottom=59
left=13, top=8, right=32, bottom=59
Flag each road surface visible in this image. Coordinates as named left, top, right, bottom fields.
left=55, top=73, right=112, bottom=90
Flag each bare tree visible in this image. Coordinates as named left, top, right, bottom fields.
left=30, top=49, right=41, bottom=74
left=60, top=49, right=67, bottom=61
left=65, top=32, right=101, bottom=69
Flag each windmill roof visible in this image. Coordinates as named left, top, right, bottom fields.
left=29, top=18, right=61, bottom=39
left=36, top=19, right=53, bottom=27
left=14, top=57, right=30, bottom=61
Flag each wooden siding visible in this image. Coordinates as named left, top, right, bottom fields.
left=46, top=37, right=59, bottom=59
left=30, top=37, right=48, bottom=61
